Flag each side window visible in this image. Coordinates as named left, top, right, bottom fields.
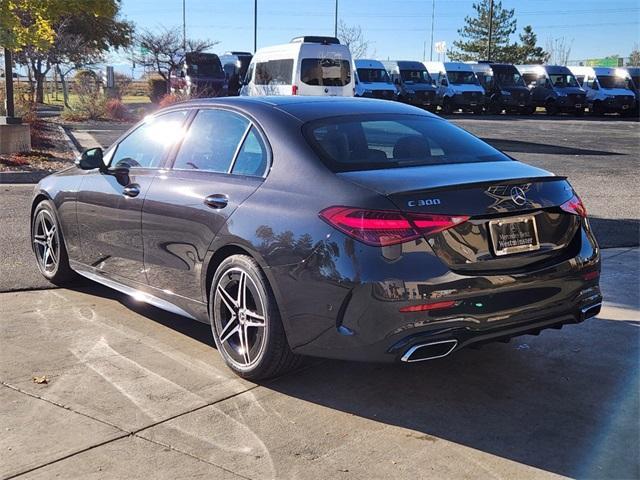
left=173, top=109, right=249, bottom=172
left=111, top=111, right=187, bottom=169
left=255, top=59, right=294, bottom=86
left=232, top=127, right=268, bottom=177
left=245, top=62, right=254, bottom=84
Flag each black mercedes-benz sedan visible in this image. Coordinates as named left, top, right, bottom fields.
left=31, top=96, right=601, bottom=379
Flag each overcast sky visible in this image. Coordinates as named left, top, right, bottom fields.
left=112, top=0, right=638, bottom=74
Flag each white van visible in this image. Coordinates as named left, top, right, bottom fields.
left=354, top=59, right=397, bottom=100
left=240, top=36, right=354, bottom=97
left=568, top=66, right=635, bottom=115
left=424, top=61, right=485, bottom=114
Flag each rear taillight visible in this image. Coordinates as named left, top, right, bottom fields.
left=399, top=300, right=458, bottom=313
left=560, top=194, right=587, bottom=218
left=319, top=206, right=469, bottom=247
left=292, top=85, right=298, bottom=95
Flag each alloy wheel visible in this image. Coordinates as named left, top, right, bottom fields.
left=214, top=267, right=268, bottom=369
left=33, top=210, right=59, bottom=273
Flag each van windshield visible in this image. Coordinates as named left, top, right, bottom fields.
left=548, top=74, right=579, bottom=88
left=400, top=69, right=432, bottom=84
left=494, top=71, right=525, bottom=87
left=447, top=71, right=479, bottom=85
left=304, top=114, right=509, bottom=172
left=597, top=75, right=632, bottom=90
left=301, top=59, right=351, bottom=86
left=357, top=68, right=391, bottom=83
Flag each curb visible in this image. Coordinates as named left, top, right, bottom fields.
left=0, top=171, right=52, bottom=184
left=0, top=125, right=80, bottom=185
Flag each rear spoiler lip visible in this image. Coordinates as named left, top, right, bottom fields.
left=386, top=175, right=568, bottom=197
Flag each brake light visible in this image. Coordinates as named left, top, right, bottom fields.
left=319, top=206, right=469, bottom=247
left=399, top=300, right=458, bottom=313
left=560, top=194, right=587, bottom=218
left=292, top=84, right=298, bottom=95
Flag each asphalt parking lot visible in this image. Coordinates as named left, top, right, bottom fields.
left=1, top=115, right=638, bottom=479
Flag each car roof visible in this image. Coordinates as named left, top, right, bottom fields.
left=172, top=96, right=434, bottom=123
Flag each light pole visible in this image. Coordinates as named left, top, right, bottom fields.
left=429, top=0, right=435, bottom=61
left=487, top=0, right=494, bottom=61
left=182, top=0, right=186, bottom=52
left=334, top=0, right=338, bottom=38
left=254, top=0, right=258, bottom=52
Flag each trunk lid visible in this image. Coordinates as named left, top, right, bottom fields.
left=339, top=161, right=580, bottom=272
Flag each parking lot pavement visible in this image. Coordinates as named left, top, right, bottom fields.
left=1, top=247, right=638, bottom=479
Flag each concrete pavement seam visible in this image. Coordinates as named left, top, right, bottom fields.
left=2, top=432, right=131, bottom=480
left=134, top=435, right=253, bottom=480
left=0, top=381, right=128, bottom=434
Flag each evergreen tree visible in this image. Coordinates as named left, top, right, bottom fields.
left=516, top=25, right=548, bottom=64
left=448, top=0, right=517, bottom=62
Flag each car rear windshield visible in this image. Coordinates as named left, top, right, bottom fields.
left=300, top=58, right=351, bottom=86
left=304, top=114, right=511, bottom=172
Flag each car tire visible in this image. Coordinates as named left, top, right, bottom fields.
left=31, top=200, right=78, bottom=285
left=574, top=108, right=585, bottom=116
left=591, top=102, right=604, bottom=116
left=472, top=106, right=484, bottom=115
left=209, top=254, right=301, bottom=380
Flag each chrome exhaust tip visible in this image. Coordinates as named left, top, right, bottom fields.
left=401, top=339, right=458, bottom=363
left=580, top=303, right=602, bottom=321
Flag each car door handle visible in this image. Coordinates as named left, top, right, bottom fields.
left=204, top=194, right=228, bottom=209
left=123, top=184, right=141, bottom=198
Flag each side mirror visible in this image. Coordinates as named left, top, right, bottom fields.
left=76, top=147, right=104, bottom=170
left=441, top=79, right=448, bottom=87
left=394, top=78, right=400, bottom=85
left=591, top=82, right=599, bottom=90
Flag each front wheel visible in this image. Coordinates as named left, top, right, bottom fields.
left=32, top=200, right=77, bottom=285
left=210, top=255, right=301, bottom=380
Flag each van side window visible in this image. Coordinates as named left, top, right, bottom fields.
left=245, top=63, right=254, bottom=84
left=255, top=59, right=293, bottom=86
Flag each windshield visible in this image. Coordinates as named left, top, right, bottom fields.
left=494, top=71, right=525, bottom=87
left=357, top=68, right=391, bottom=84
left=304, top=114, right=510, bottom=172
left=548, top=74, right=579, bottom=88
left=447, top=71, right=479, bottom=85
left=186, top=62, right=223, bottom=77
left=597, top=75, right=632, bottom=90
left=301, top=58, right=351, bottom=87
left=400, top=69, right=432, bottom=84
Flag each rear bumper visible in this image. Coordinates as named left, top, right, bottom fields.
left=272, top=222, right=600, bottom=363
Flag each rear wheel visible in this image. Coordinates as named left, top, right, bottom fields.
left=31, top=200, right=77, bottom=285
left=210, top=255, right=301, bottom=380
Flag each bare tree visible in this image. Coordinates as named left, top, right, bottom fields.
left=337, top=21, right=373, bottom=59
left=545, top=37, right=573, bottom=65
left=136, top=27, right=218, bottom=81
left=629, top=43, right=640, bottom=66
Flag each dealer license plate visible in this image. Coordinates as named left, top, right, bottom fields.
left=489, top=216, right=540, bottom=256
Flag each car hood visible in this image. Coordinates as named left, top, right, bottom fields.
left=600, top=88, right=635, bottom=96
left=406, top=83, right=436, bottom=92
left=555, top=87, right=585, bottom=95
left=450, top=84, right=485, bottom=94
left=502, top=86, right=529, bottom=94
left=360, top=82, right=396, bottom=91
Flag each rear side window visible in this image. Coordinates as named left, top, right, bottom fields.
left=301, top=59, right=351, bottom=86
left=255, top=59, right=293, bottom=85
left=305, top=114, right=510, bottom=172
left=173, top=109, right=249, bottom=172
left=232, top=127, right=268, bottom=177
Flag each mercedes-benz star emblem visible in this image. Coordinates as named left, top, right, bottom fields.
left=510, top=186, right=527, bottom=206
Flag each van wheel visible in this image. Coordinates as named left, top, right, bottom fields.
left=545, top=100, right=558, bottom=115
left=472, top=106, right=483, bottom=115
left=591, top=102, right=604, bottom=116
left=210, top=254, right=301, bottom=380
left=574, top=108, right=585, bottom=116
left=442, top=98, right=453, bottom=114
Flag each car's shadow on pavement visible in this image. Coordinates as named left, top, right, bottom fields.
left=67, top=251, right=640, bottom=480
left=590, top=217, right=640, bottom=248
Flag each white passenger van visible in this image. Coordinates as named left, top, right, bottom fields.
left=424, top=61, right=485, bottom=114
left=240, top=36, right=354, bottom=97
left=568, top=66, right=635, bottom=115
left=354, top=59, right=397, bottom=100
